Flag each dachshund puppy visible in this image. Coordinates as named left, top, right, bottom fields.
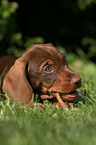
left=1, top=44, right=81, bottom=109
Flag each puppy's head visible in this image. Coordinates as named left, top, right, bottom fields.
left=3, top=43, right=81, bottom=104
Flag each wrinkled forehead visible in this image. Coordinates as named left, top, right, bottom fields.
left=23, top=43, right=58, bottom=55
left=22, top=44, right=60, bottom=62
left=30, top=47, right=60, bottom=63
left=24, top=46, right=63, bottom=72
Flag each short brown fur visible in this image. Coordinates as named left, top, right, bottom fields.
left=0, top=44, right=81, bottom=108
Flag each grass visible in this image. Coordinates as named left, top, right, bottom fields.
left=0, top=54, right=96, bottom=145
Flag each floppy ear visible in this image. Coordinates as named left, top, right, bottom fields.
left=2, top=57, right=33, bottom=105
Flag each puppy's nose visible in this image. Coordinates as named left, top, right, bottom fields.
left=71, top=75, right=81, bottom=86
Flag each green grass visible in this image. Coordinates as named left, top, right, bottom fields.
left=0, top=56, right=96, bottom=145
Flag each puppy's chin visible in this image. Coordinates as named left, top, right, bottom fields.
left=51, top=91, right=78, bottom=102
left=40, top=90, right=78, bottom=102
left=60, top=91, right=78, bottom=102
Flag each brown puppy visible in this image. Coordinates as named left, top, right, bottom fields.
left=1, top=44, right=81, bottom=108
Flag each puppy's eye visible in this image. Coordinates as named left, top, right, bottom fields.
left=43, top=65, right=53, bottom=73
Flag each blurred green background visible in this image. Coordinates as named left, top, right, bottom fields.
left=0, top=0, right=96, bottom=62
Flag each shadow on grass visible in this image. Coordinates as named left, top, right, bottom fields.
left=73, top=89, right=95, bottom=107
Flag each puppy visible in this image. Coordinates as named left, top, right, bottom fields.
left=1, top=44, right=81, bottom=108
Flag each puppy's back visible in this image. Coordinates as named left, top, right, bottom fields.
left=0, top=55, right=17, bottom=86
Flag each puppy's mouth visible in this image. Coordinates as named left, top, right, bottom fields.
left=54, top=91, right=78, bottom=109
left=60, top=90, right=78, bottom=102
left=40, top=90, right=78, bottom=109
left=40, top=90, right=78, bottom=102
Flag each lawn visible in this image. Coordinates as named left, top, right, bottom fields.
left=0, top=53, right=96, bottom=145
